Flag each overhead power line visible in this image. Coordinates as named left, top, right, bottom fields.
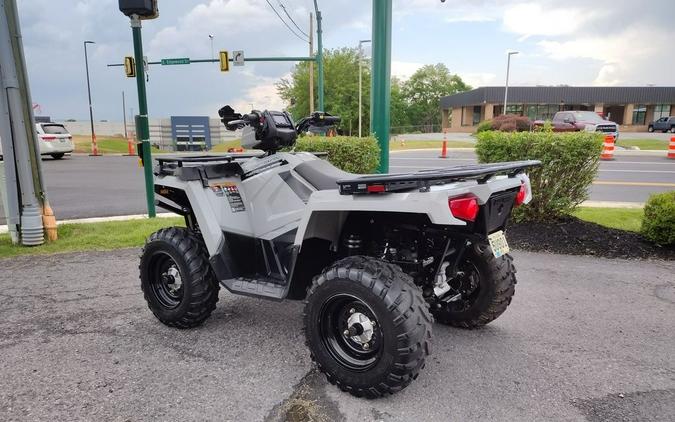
left=278, top=1, right=309, bottom=38
left=265, top=0, right=308, bottom=43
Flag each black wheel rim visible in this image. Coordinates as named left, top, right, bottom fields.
left=147, top=251, right=184, bottom=309
left=318, top=294, right=383, bottom=372
left=445, top=259, right=482, bottom=313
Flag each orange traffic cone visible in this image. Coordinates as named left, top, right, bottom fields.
left=600, top=135, right=615, bottom=160
left=668, top=137, right=675, bottom=160
left=439, top=129, right=448, bottom=159
left=124, top=135, right=136, bottom=156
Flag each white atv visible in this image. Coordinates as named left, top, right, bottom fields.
left=139, top=106, right=540, bottom=398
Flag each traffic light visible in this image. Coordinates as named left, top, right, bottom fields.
left=124, top=56, right=136, bottom=77
left=118, top=0, right=159, bottom=19
left=219, top=51, right=229, bottom=72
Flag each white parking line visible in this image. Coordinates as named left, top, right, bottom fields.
left=598, top=169, right=675, bottom=174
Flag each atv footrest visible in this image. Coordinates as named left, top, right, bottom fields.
left=221, top=277, right=286, bottom=300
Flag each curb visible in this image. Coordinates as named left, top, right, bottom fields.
left=0, top=212, right=178, bottom=234
left=581, top=201, right=644, bottom=209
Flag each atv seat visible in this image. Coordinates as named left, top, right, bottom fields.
left=294, top=159, right=357, bottom=190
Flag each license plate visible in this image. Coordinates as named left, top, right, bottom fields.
left=487, top=230, right=510, bottom=258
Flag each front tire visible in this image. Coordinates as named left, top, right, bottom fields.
left=432, top=242, right=516, bottom=329
left=304, top=256, right=432, bottom=398
left=51, top=153, right=64, bottom=159
left=647, top=125, right=654, bottom=133
left=140, top=227, right=219, bottom=328
left=670, top=126, right=675, bottom=133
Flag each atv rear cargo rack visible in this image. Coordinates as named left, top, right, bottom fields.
left=336, top=160, right=541, bottom=195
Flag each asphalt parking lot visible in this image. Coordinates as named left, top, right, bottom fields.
left=1, top=150, right=673, bottom=225
left=1, top=249, right=673, bottom=421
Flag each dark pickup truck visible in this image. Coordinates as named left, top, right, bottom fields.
left=647, top=116, right=675, bottom=133
left=533, top=111, right=619, bottom=139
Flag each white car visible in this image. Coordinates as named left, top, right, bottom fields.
left=0, top=123, right=74, bottom=160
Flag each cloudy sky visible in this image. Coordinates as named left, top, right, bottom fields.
left=16, top=0, right=675, bottom=121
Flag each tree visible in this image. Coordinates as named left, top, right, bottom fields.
left=401, top=64, right=471, bottom=129
left=277, top=47, right=370, bottom=135
left=390, top=77, right=411, bottom=131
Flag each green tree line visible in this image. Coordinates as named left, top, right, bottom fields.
left=276, top=48, right=471, bottom=134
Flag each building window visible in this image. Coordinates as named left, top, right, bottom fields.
left=505, top=104, right=523, bottom=116
left=632, top=104, right=646, bottom=125
left=654, top=104, right=671, bottom=120
left=472, top=106, right=481, bottom=125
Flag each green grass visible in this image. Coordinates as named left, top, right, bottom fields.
left=210, top=139, right=243, bottom=152
left=73, top=135, right=132, bottom=154
left=390, top=140, right=475, bottom=150
left=0, top=217, right=184, bottom=259
left=572, top=207, right=644, bottom=232
left=618, top=139, right=669, bottom=150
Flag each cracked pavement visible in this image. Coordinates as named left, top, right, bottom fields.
left=0, top=249, right=673, bottom=421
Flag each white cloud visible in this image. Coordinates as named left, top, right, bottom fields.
left=502, top=3, right=598, bottom=40
left=391, top=61, right=424, bottom=80
left=460, top=72, right=497, bottom=88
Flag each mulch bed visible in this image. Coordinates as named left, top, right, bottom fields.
left=507, top=216, right=674, bottom=261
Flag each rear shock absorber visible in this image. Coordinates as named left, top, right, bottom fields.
left=341, top=233, right=364, bottom=256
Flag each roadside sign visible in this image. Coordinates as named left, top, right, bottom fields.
left=160, top=57, right=190, bottom=66
left=233, top=50, right=244, bottom=66
left=124, top=56, right=135, bottom=77
left=219, top=51, right=229, bottom=72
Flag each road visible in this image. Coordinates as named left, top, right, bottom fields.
left=394, top=132, right=675, bottom=142
left=1, top=249, right=673, bottom=421
left=1, top=151, right=674, bottom=224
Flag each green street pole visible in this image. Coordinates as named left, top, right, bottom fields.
left=371, top=0, right=392, bottom=173
left=313, top=0, right=324, bottom=111
left=130, top=15, right=156, bottom=217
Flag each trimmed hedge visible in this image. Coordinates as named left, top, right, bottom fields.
left=476, top=130, right=603, bottom=221
left=641, top=191, right=675, bottom=245
left=294, top=135, right=380, bottom=174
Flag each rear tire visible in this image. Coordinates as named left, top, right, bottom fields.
left=432, top=242, right=516, bottom=329
left=304, top=256, right=432, bottom=398
left=51, top=153, right=64, bottom=159
left=140, top=227, right=219, bottom=328
left=670, top=126, right=675, bottom=133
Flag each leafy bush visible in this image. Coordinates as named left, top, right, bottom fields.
left=641, top=191, right=675, bottom=245
left=476, top=130, right=603, bottom=221
left=475, top=120, right=493, bottom=133
left=294, top=135, right=380, bottom=173
left=491, top=114, right=532, bottom=132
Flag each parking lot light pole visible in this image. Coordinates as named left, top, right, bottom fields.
left=371, top=0, right=392, bottom=173
left=84, top=40, right=100, bottom=156
left=130, top=14, right=156, bottom=218
left=503, top=51, right=518, bottom=113
left=358, top=39, right=371, bottom=138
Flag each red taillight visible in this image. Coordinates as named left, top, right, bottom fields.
left=366, top=184, right=385, bottom=193
left=449, top=196, right=479, bottom=222
left=41, top=135, right=56, bottom=141
left=515, top=183, right=527, bottom=206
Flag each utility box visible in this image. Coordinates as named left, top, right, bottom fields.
left=118, top=0, right=158, bottom=19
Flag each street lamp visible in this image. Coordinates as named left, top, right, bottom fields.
left=83, top=40, right=100, bottom=156
left=208, top=34, right=214, bottom=60
left=358, top=39, right=371, bottom=138
left=503, top=50, right=519, bottom=114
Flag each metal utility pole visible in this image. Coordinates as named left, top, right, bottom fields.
left=0, top=0, right=49, bottom=245
left=130, top=14, right=156, bottom=217
left=312, top=0, right=324, bottom=111
left=122, top=90, right=127, bottom=138
left=503, top=51, right=518, bottom=113
left=308, top=12, right=314, bottom=113
left=358, top=39, right=371, bottom=138
left=84, top=40, right=100, bottom=156
left=208, top=34, right=214, bottom=60
left=371, top=0, right=392, bottom=173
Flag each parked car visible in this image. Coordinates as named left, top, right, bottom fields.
left=647, top=116, right=675, bottom=133
left=0, top=123, right=74, bottom=160
left=533, top=111, right=619, bottom=139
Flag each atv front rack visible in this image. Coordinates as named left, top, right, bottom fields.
left=336, top=160, right=541, bottom=195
